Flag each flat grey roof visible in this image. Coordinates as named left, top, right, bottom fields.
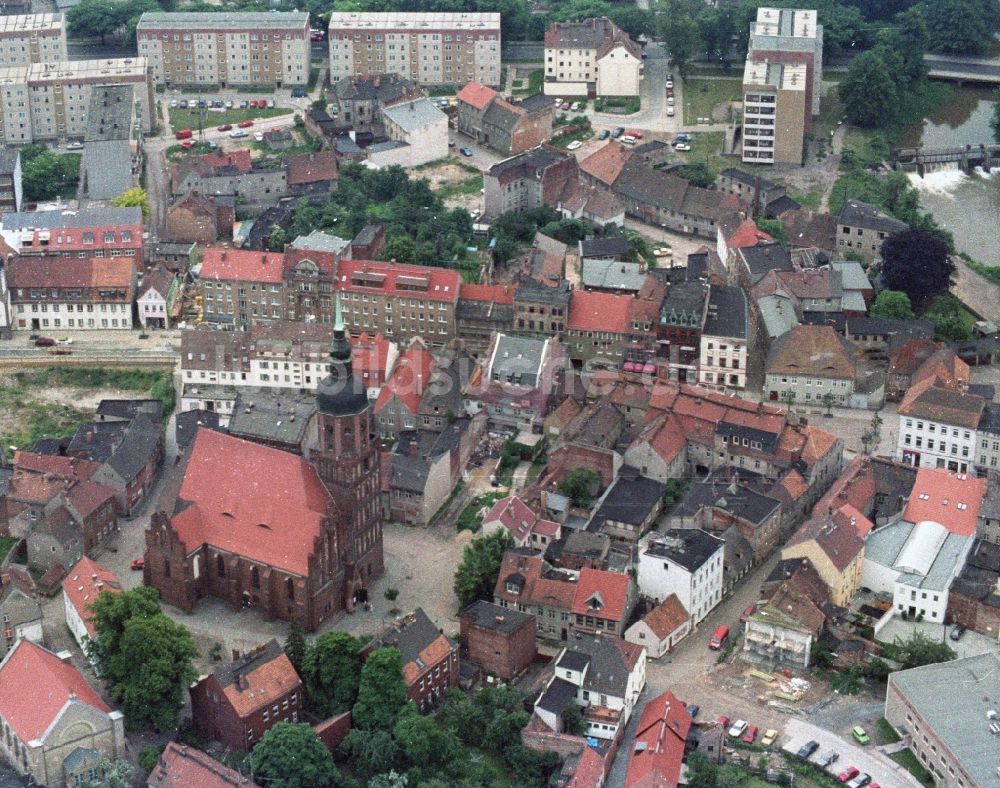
left=489, top=334, right=547, bottom=388
left=137, top=11, right=308, bottom=30
left=888, top=652, right=1000, bottom=786
left=381, top=98, right=445, bottom=133
left=2, top=206, right=141, bottom=230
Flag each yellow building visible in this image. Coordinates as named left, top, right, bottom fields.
left=781, top=505, right=868, bottom=607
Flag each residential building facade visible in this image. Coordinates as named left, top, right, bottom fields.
left=637, top=530, right=725, bottom=624
left=0, top=206, right=143, bottom=263
left=543, top=17, right=642, bottom=97
left=136, top=12, right=310, bottom=88
left=0, top=14, right=66, bottom=68
left=328, top=12, right=501, bottom=87
left=699, top=285, right=749, bottom=391
left=836, top=199, right=907, bottom=265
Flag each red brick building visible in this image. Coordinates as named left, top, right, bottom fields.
left=148, top=742, right=259, bottom=787
left=459, top=600, right=536, bottom=681
left=0, top=206, right=143, bottom=265
left=189, top=640, right=302, bottom=752
left=166, top=190, right=235, bottom=244
left=364, top=608, right=458, bottom=712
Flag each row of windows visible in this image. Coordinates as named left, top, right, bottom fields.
left=904, top=419, right=971, bottom=440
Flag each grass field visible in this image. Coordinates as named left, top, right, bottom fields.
left=512, top=68, right=543, bottom=96
left=169, top=106, right=290, bottom=132
left=0, top=536, right=17, bottom=564
left=889, top=749, right=934, bottom=787
left=682, top=78, right=742, bottom=125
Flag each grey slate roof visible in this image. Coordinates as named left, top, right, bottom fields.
left=537, top=677, right=578, bottom=715
left=369, top=607, right=447, bottom=670
left=568, top=635, right=638, bottom=697
left=978, top=403, right=1000, bottom=435
left=557, top=650, right=590, bottom=672
left=645, top=529, right=724, bottom=572
left=660, top=280, right=707, bottom=327
left=0, top=148, right=18, bottom=176
left=846, top=317, right=934, bottom=340
left=488, top=146, right=569, bottom=180
left=515, top=278, right=572, bottom=307
left=517, top=93, right=556, bottom=114
left=588, top=468, right=665, bottom=531
left=289, top=230, right=351, bottom=255
left=85, top=84, right=133, bottom=141
left=482, top=100, right=521, bottom=136
left=581, top=259, right=646, bottom=292
left=174, top=409, right=221, bottom=450
left=720, top=167, right=777, bottom=191
left=579, top=236, right=630, bottom=258
left=105, top=414, right=160, bottom=481
left=838, top=199, right=908, bottom=235
left=887, top=652, right=1000, bottom=787
left=96, top=399, right=163, bottom=422
left=489, top=335, right=547, bottom=388
left=332, top=73, right=419, bottom=104
left=672, top=477, right=780, bottom=525
left=739, top=243, right=794, bottom=284
left=381, top=98, right=445, bottom=134
left=390, top=420, right=470, bottom=493
left=461, top=600, right=533, bottom=634
left=227, top=388, right=315, bottom=447
left=757, top=294, right=799, bottom=340
left=703, top=285, right=747, bottom=339
left=1, top=206, right=141, bottom=230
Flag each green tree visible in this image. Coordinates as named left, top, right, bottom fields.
left=20, top=149, right=81, bottom=202
left=382, top=235, right=416, bottom=264
left=301, top=631, right=363, bottom=717
left=674, top=163, right=715, bottom=188
left=562, top=701, right=587, bottom=735
left=393, top=703, right=463, bottom=775
left=483, top=708, right=531, bottom=753
left=352, top=647, right=408, bottom=731
left=112, top=186, right=150, bottom=220
left=870, top=290, right=915, bottom=320
left=840, top=50, right=899, bottom=128
left=663, top=478, right=690, bottom=508
left=137, top=746, right=163, bottom=774
left=881, top=227, right=954, bottom=311
left=67, top=0, right=124, bottom=43
left=283, top=620, right=306, bottom=674
left=756, top=218, right=789, bottom=247
left=87, top=586, right=162, bottom=671
left=339, top=728, right=400, bottom=780
left=558, top=467, right=600, bottom=507
left=923, top=0, right=1000, bottom=55
left=894, top=630, right=958, bottom=669
left=453, top=529, right=514, bottom=609
left=659, top=0, right=701, bottom=76
left=266, top=225, right=287, bottom=252
left=249, top=722, right=339, bottom=788
left=438, top=688, right=487, bottom=746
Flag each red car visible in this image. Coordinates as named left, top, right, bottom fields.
left=130, top=558, right=145, bottom=571
left=742, top=725, right=758, bottom=744
left=838, top=767, right=860, bottom=782
left=740, top=604, right=756, bottom=622
left=626, top=129, right=644, bottom=139
left=180, top=140, right=194, bottom=149
left=715, top=715, right=730, bottom=728
left=238, top=119, right=254, bottom=128
left=217, top=123, right=232, bottom=131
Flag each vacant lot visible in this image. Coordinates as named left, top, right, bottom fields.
left=415, top=159, right=484, bottom=210
left=169, top=105, right=290, bottom=132
left=683, top=78, right=742, bottom=125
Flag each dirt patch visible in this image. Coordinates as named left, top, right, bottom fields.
left=32, top=386, right=136, bottom=411
left=419, top=161, right=477, bottom=190
left=417, top=160, right=484, bottom=212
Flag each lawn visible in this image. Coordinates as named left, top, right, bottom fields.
left=436, top=174, right=483, bottom=201
left=876, top=717, right=901, bottom=745
left=889, top=749, right=934, bottom=787
left=673, top=131, right=726, bottom=174
left=0, top=536, right=19, bottom=564
left=455, top=491, right=505, bottom=533
left=682, top=78, right=742, bottom=125
left=512, top=68, right=543, bottom=96
left=790, top=186, right=823, bottom=210
left=169, top=105, right=291, bottom=132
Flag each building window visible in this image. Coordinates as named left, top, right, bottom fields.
left=251, top=566, right=260, bottom=589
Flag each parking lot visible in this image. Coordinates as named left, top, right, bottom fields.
left=782, top=719, right=921, bottom=787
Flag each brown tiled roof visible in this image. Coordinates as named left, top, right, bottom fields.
left=215, top=640, right=301, bottom=717
left=285, top=151, right=337, bottom=185
left=579, top=141, right=632, bottom=186
left=640, top=594, right=689, bottom=639
left=898, top=377, right=984, bottom=429
left=787, top=509, right=864, bottom=572
left=889, top=338, right=941, bottom=377
left=149, top=742, right=258, bottom=787
left=8, top=256, right=134, bottom=294
left=766, top=324, right=856, bottom=380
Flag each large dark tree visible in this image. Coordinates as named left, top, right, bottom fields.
left=249, top=723, right=340, bottom=788
left=923, top=0, right=1000, bottom=55
left=453, top=530, right=513, bottom=609
left=881, top=227, right=954, bottom=311
left=352, top=647, right=408, bottom=732
left=840, top=50, right=898, bottom=128
left=301, top=631, right=363, bottom=717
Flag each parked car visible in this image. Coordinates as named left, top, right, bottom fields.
left=212, top=99, right=223, bottom=108
left=460, top=147, right=474, bottom=157
left=570, top=101, right=581, bottom=111
left=226, top=100, right=234, bottom=109
left=686, top=704, right=700, bottom=719
left=611, top=126, right=625, bottom=138
left=65, top=141, right=84, bottom=150
left=217, top=123, right=232, bottom=131
left=667, top=95, right=675, bottom=105
left=846, top=774, right=871, bottom=788
left=239, top=100, right=249, bottom=109
left=169, top=99, right=178, bottom=108
left=715, top=715, right=730, bottom=729
left=709, top=624, right=729, bottom=649
left=197, top=99, right=207, bottom=108
left=851, top=726, right=870, bottom=745
left=740, top=604, right=756, bottom=622
left=267, top=99, right=276, bottom=108
left=254, top=132, right=264, bottom=142
left=34, top=337, right=55, bottom=347
left=950, top=624, right=965, bottom=640
left=248, top=99, right=258, bottom=108
left=796, top=741, right=820, bottom=759
left=291, top=89, right=307, bottom=98
left=620, top=135, right=637, bottom=145
left=817, top=750, right=839, bottom=768
left=674, top=142, right=691, bottom=151
left=180, top=140, right=195, bottom=149
left=761, top=729, right=778, bottom=747
left=626, top=129, right=643, bottom=139
left=667, top=106, right=675, bottom=117
left=179, top=99, right=189, bottom=109
left=560, top=101, right=570, bottom=111
left=130, top=558, right=145, bottom=571
left=175, top=128, right=193, bottom=140
left=238, top=119, right=254, bottom=128
left=566, top=140, right=583, bottom=150
left=742, top=725, right=758, bottom=744
left=598, top=129, right=610, bottom=140
left=229, top=129, right=249, bottom=138
left=727, top=720, right=748, bottom=738
left=838, top=766, right=860, bottom=783
left=665, top=79, right=674, bottom=88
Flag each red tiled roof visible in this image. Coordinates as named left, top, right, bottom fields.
left=375, top=338, right=434, bottom=415
left=640, top=594, right=689, bottom=639
left=579, top=141, right=633, bottom=186
left=200, top=248, right=285, bottom=284
left=567, top=746, right=607, bottom=788
left=198, top=149, right=252, bottom=173
left=485, top=495, right=559, bottom=543
left=838, top=503, right=874, bottom=538
left=64, top=479, right=116, bottom=520
left=799, top=424, right=840, bottom=465
left=285, top=151, right=338, bottom=185
left=898, top=376, right=984, bottom=429
left=149, top=742, right=258, bottom=788
left=766, top=325, right=856, bottom=381
left=626, top=689, right=691, bottom=788
left=456, top=80, right=498, bottom=110
left=169, top=429, right=332, bottom=576
left=637, top=413, right=686, bottom=465
left=14, top=452, right=100, bottom=481
left=568, top=290, right=631, bottom=333
left=571, top=568, right=630, bottom=622
left=61, top=556, right=122, bottom=639
left=912, top=347, right=970, bottom=390
left=725, top=218, right=772, bottom=249
left=459, top=282, right=515, bottom=305
left=8, top=256, right=134, bottom=294
left=0, top=639, right=111, bottom=743
left=787, top=509, right=864, bottom=572
left=813, top=456, right=876, bottom=518
left=336, top=259, right=460, bottom=303
left=220, top=651, right=300, bottom=717
left=889, top=338, right=940, bottom=377
left=352, top=331, right=394, bottom=384
left=902, top=468, right=985, bottom=536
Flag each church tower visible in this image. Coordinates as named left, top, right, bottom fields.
left=311, top=294, right=384, bottom=608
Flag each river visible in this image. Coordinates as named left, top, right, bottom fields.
left=898, top=87, right=1000, bottom=267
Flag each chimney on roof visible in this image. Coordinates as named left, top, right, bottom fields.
left=232, top=649, right=240, bottom=661
left=85, top=431, right=92, bottom=443
left=409, top=440, right=419, bottom=460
